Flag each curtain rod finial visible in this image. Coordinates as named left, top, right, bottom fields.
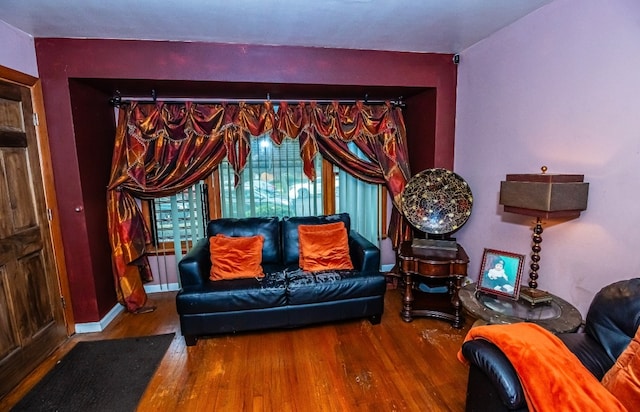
left=109, top=90, right=122, bottom=107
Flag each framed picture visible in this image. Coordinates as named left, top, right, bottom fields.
left=477, top=248, right=525, bottom=300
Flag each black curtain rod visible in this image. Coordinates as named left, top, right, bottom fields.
left=109, top=92, right=405, bottom=108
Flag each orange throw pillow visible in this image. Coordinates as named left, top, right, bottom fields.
left=209, top=234, right=265, bottom=281
left=601, top=326, right=640, bottom=410
left=298, top=222, right=353, bottom=272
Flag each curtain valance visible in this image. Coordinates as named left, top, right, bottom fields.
left=107, top=101, right=412, bottom=312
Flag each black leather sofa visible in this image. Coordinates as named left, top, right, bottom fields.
left=460, top=278, right=640, bottom=411
left=176, top=213, right=386, bottom=346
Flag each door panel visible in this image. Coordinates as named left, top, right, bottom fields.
left=0, top=80, right=67, bottom=398
left=0, top=264, right=18, bottom=359
left=5, top=148, right=38, bottom=230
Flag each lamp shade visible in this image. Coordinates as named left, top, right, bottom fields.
left=499, top=173, right=589, bottom=219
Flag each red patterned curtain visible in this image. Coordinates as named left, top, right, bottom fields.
left=107, top=100, right=412, bottom=312
left=277, top=101, right=413, bottom=246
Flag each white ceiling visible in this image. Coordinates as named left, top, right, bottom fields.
left=1, top=0, right=554, bottom=53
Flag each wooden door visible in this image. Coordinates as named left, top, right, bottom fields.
left=0, top=80, right=67, bottom=397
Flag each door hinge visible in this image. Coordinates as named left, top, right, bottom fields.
left=33, top=112, right=39, bottom=126
left=47, top=208, right=53, bottom=221
left=60, top=296, right=66, bottom=309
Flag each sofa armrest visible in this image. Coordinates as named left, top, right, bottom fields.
left=461, top=339, right=527, bottom=411
left=348, top=230, right=380, bottom=272
left=177, top=238, right=211, bottom=287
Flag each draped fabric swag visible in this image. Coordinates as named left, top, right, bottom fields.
left=107, top=101, right=413, bottom=312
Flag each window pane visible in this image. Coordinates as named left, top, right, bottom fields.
left=216, top=134, right=380, bottom=245
left=218, top=134, right=322, bottom=218
left=152, top=183, right=208, bottom=251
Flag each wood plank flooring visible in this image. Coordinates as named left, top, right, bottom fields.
left=0, top=288, right=473, bottom=411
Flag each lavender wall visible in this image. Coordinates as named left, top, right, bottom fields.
left=0, top=20, right=38, bottom=77
left=455, top=0, right=640, bottom=315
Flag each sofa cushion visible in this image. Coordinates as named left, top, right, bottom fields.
left=286, top=268, right=385, bottom=305
left=209, top=234, right=264, bottom=281
left=601, top=326, right=640, bottom=410
left=298, top=222, right=353, bottom=272
left=177, top=271, right=288, bottom=314
left=207, top=216, right=281, bottom=264
left=281, top=213, right=350, bottom=266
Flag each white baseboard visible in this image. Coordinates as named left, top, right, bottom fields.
left=144, top=282, right=180, bottom=293
left=74, top=303, right=124, bottom=334
left=74, top=283, right=179, bottom=334
left=381, top=264, right=395, bottom=272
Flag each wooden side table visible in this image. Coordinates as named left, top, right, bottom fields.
left=397, top=242, right=469, bottom=328
left=458, top=282, right=583, bottom=333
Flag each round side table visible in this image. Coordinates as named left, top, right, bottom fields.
left=458, top=282, right=583, bottom=333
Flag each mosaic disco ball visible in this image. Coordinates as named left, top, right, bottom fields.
left=401, top=168, right=473, bottom=235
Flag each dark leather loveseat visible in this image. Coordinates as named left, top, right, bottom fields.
left=460, top=278, right=640, bottom=411
left=176, top=213, right=386, bottom=346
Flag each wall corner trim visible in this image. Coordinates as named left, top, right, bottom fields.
left=74, top=303, right=124, bottom=334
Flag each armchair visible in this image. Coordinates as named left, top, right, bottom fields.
left=460, top=278, right=640, bottom=411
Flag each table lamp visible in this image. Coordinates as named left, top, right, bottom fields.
left=499, top=166, right=589, bottom=305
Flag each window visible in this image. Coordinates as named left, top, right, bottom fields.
left=149, top=182, right=208, bottom=259
left=217, top=135, right=384, bottom=244
left=145, top=134, right=386, bottom=253
left=217, top=135, right=323, bottom=219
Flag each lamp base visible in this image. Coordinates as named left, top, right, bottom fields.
left=519, top=287, right=553, bottom=306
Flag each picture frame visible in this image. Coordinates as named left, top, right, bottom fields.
left=477, top=248, right=525, bottom=300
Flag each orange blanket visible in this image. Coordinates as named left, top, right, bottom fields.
left=457, top=323, right=627, bottom=412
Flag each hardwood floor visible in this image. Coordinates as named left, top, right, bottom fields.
left=0, top=288, right=473, bottom=411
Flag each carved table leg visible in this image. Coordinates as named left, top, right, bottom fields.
left=401, top=271, right=414, bottom=322
left=450, top=276, right=464, bottom=328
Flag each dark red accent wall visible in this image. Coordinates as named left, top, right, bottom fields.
left=34, top=38, right=457, bottom=323
left=405, top=89, right=440, bottom=173
left=68, top=79, right=119, bottom=320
